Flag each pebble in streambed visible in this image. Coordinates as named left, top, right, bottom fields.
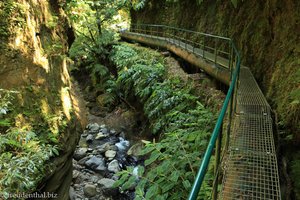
left=70, top=123, right=142, bottom=200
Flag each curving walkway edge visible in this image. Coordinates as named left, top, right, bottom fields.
left=120, top=30, right=281, bottom=200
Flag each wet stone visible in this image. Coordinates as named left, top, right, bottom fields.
left=100, top=124, right=106, bottom=129
left=86, top=134, right=93, bottom=143
left=74, top=147, right=88, bottom=160
left=108, top=160, right=120, bottom=173
left=98, top=143, right=111, bottom=152
left=127, top=142, right=143, bottom=157
left=110, top=129, right=117, bottom=135
left=69, top=186, right=76, bottom=200
left=85, top=156, right=106, bottom=171
left=83, top=184, right=97, bottom=197
left=87, top=123, right=100, bottom=133
left=98, top=178, right=115, bottom=189
left=100, top=128, right=108, bottom=135
left=73, top=170, right=80, bottom=179
left=105, top=150, right=116, bottom=159
left=109, top=145, right=118, bottom=151
left=81, top=133, right=88, bottom=137
left=90, top=175, right=100, bottom=183
left=95, top=132, right=107, bottom=140
left=78, top=156, right=91, bottom=166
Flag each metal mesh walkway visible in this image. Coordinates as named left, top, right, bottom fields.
left=120, top=28, right=281, bottom=199
left=220, top=67, right=281, bottom=199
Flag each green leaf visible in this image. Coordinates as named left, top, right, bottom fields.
left=187, top=132, right=198, bottom=142
left=291, top=100, right=300, bottom=105
left=140, top=145, right=155, bottom=155
left=122, top=176, right=136, bottom=190
left=52, top=148, right=59, bottom=156
left=145, top=185, right=159, bottom=199
left=183, top=180, right=191, bottom=190
left=138, top=166, right=145, bottom=177
left=0, top=119, right=11, bottom=127
left=170, top=170, right=180, bottom=182
left=231, top=0, right=238, bottom=8
left=162, top=181, right=176, bottom=193
left=113, top=172, right=129, bottom=188
left=145, top=151, right=160, bottom=166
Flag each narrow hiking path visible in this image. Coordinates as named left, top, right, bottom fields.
left=120, top=24, right=281, bottom=199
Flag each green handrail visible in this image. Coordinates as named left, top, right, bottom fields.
left=129, top=23, right=233, bottom=70
left=188, top=42, right=240, bottom=200
left=126, top=24, right=241, bottom=199
left=131, top=23, right=231, bottom=40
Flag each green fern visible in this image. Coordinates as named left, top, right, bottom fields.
left=111, top=43, right=216, bottom=199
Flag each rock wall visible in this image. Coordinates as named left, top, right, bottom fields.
left=131, top=0, right=300, bottom=141
left=0, top=0, right=84, bottom=199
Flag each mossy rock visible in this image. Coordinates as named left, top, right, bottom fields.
left=96, top=93, right=117, bottom=109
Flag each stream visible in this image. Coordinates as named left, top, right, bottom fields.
left=69, top=77, right=145, bottom=200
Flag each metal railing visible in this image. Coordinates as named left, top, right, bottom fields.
left=125, top=24, right=241, bottom=200
left=130, top=24, right=236, bottom=70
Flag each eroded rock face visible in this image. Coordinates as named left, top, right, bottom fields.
left=0, top=0, right=86, bottom=198
left=39, top=118, right=82, bottom=200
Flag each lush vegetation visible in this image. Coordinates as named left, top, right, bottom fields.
left=291, top=157, right=300, bottom=199
left=110, top=43, right=216, bottom=199
left=0, top=1, right=26, bottom=44
left=66, top=0, right=145, bottom=62
left=0, top=89, right=63, bottom=197
left=66, top=1, right=218, bottom=196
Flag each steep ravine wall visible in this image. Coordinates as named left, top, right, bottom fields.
left=0, top=0, right=84, bottom=199
left=131, top=0, right=300, bottom=140
left=131, top=0, right=300, bottom=198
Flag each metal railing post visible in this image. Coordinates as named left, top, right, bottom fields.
left=185, top=32, right=187, bottom=50
left=214, top=40, right=218, bottom=65
left=212, top=124, right=222, bottom=200
left=233, top=55, right=239, bottom=114
left=177, top=30, right=180, bottom=46
left=228, top=42, right=232, bottom=70
left=192, top=34, right=195, bottom=53
left=226, top=93, right=234, bottom=151
left=202, top=36, right=205, bottom=59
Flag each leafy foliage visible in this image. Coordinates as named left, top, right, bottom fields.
left=0, top=1, right=26, bottom=42
left=0, top=128, right=59, bottom=197
left=0, top=89, right=61, bottom=197
left=66, top=0, right=148, bottom=94
left=0, top=89, right=18, bottom=130
left=66, top=0, right=123, bottom=96
left=0, top=89, right=18, bottom=116
left=165, top=0, right=240, bottom=7
left=291, top=157, right=300, bottom=199
left=110, top=43, right=216, bottom=199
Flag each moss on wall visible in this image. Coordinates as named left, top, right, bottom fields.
left=0, top=0, right=83, bottom=198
